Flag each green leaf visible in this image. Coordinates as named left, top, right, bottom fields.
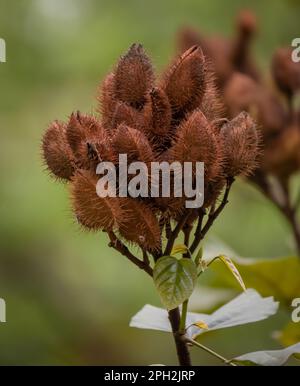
left=210, top=255, right=300, bottom=304
left=204, top=240, right=300, bottom=305
left=213, top=255, right=246, bottom=291
left=153, top=256, right=197, bottom=310
left=193, top=321, right=209, bottom=330
left=171, top=244, right=188, bottom=256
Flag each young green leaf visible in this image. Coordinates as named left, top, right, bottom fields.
left=214, top=255, right=246, bottom=291
left=205, top=239, right=300, bottom=305
left=171, top=244, right=189, bottom=256
left=153, top=256, right=197, bottom=310
left=193, top=321, right=209, bottom=330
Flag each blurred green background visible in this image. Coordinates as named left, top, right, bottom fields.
left=0, top=0, right=299, bottom=365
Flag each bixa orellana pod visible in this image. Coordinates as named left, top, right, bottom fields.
left=42, top=43, right=259, bottom=252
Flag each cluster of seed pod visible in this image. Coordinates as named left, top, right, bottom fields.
left=224, top=49, right=300, bottom=182
left=178, top=10, right=259, bottom=89
left=178, top=10, right=300, bottom=184
left=42, top=43, right=259, bottom=252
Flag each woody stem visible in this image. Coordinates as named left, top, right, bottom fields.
left=107, top=231, right=153, bottom=276
left=278, top=181, right=300, bottom=255
left=252, top=175, right=300, bottom=256
left=108, top=227, right=192, bottom=365
left=190, top=177, right=234, bottom=255
left=168, top=308, right=192, bottom=366
left=165, top=212, right=193, bottom=366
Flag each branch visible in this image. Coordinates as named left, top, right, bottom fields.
left=252, top=174, right=300, bottom=256
left=107, top=231, right=153, bottom=276
left=277, top=180, right=300, bottom=255
left=164, top=211, right=191, bottom=256
left=107, top=231, right=191, bottom=366
left=189, top=208, right=206, bottom=255
left=186, top=338, right=237, bottom=366
left=190, top=178, right=234, bottom=255
left=142, top=250, right=150, bottom=266
left=183, top=223, right=193, bottom=258
left=168, top=308, right=192, bottom=366
left=165, top=219, right=172, bottom=239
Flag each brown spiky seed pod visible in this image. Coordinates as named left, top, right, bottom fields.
left=114, top=43, right=154, bottom=109
left=262, top=124, right=300, bottom=179
left=110, top=101, right=145, bottom=132
left=272, top=47, right=300, bottom=97
left=71, top=170, right=123, bottom=231
left=231, top=10, right=258, bottom=80
left=236, top=9, right=257, bottom=36
left=98, top=72, right=117, bottom=130
left=142, top=87, right=173, bottom=153
left=42, top=120, right=74, bottom=181
left=119, top=198, right=161, bottom=251
left=163, top=46, right=207, bottom=118
left=112, top=124, right=154, bottom=165
left=66, top=112, right=113, bottom=168
left=200, top=71, right=225, bottom=126
left=221, top=111, right=259, bottom=177
left=177, top=26, right=205, bottom=54
left=169, top=110, right=222, bottom=181
left=224, top=72, right=286, bottom=137
left=144, top=87, right=172, bottom=136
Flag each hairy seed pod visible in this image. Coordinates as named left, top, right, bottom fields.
left=163, top=46, right=207, bottom=117
left=114, top=44, right=154, bottom=109
left=236, top=9, right=257, bottom=36
left=224, top=73, right=286, bottom=137
left=71, top=170, right=122, bottom=231
left=224, top=72, right=258, bottom=117
left=42, top=120, right=74, bottom=181
left=97, top=72, right=117, bottom=130
left=200, top=71, right=225, bottom=127
left=272, top=47, right=300, bottom=97
left=177, top=26, right=204, bottom=54
left=177, top=27, right=233, bottom=89
left=119, top=198, right=161, bottom=251
left=144, top=87, right=172, bottom=136
left=154, top=195, right=187, bottom=218
left=170, top=110, right=223, bottom=181
left=142, top=87, right=173, bottom=153
left=112, top=124, right=154, bottom=165
left=231, top=10, right=259, bottom=81
left=66, top=112, right=113, bottom=168
left=111, top=101, right=145, bottom=131
left=221, top=111, right=259, bottom=177
left=262, top=124, right=300, bottom=179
